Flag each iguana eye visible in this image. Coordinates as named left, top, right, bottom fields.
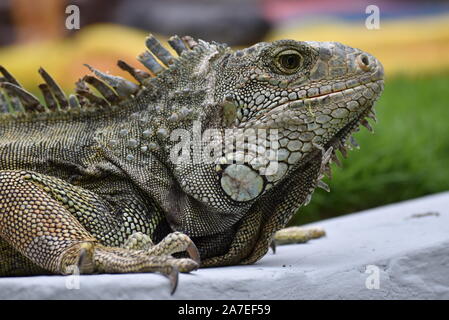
left=276, top=50, right=303, bottom=74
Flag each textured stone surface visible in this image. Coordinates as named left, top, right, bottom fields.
left=1, top=192, right=449, bottom=300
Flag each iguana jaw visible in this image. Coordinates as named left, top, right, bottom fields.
left=246, top=79, right=383, bottom=130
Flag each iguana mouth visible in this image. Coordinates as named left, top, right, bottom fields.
left=247, top=78, right=383, bottom=129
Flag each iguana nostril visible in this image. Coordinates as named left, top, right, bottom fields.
left=357, top=54, right=371, bottom=71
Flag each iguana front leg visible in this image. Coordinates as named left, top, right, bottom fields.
left=0, top=170, right=198, bottom=292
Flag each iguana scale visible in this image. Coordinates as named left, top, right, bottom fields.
left=0, top=35, right=384, bottom=293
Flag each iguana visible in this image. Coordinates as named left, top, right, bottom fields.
left=0, top=35, right=384, bottom=293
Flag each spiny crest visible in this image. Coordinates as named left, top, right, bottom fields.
left=0, top=34, right=204, bottom=116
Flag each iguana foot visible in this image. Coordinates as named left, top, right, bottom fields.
left=273, top=226, right=326, bottom=245
left=65, top=241, right=199, bottom=294
left=147, top=232, right=201, bottom=265
left=123, top=231, right=201, bottom=266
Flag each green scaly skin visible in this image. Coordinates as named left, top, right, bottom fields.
left=0, top=35, right=384, bottom=292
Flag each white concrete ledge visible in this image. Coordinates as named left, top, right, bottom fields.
left=1, top=192, right=449, bottom=300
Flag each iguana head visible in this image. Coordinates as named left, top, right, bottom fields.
left=170, top=38, right=384, bottom=203
left=213, top=39, right=384, bottom=200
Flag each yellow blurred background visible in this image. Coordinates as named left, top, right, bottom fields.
left=1, top=0, right=449, bottom=91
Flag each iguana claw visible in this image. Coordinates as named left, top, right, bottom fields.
left=167, top=266, right=179, bottom=295
left=186, top=242, right=201, bottom=265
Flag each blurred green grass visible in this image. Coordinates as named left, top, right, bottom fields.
left=292, top=72, right=449, bottom=225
